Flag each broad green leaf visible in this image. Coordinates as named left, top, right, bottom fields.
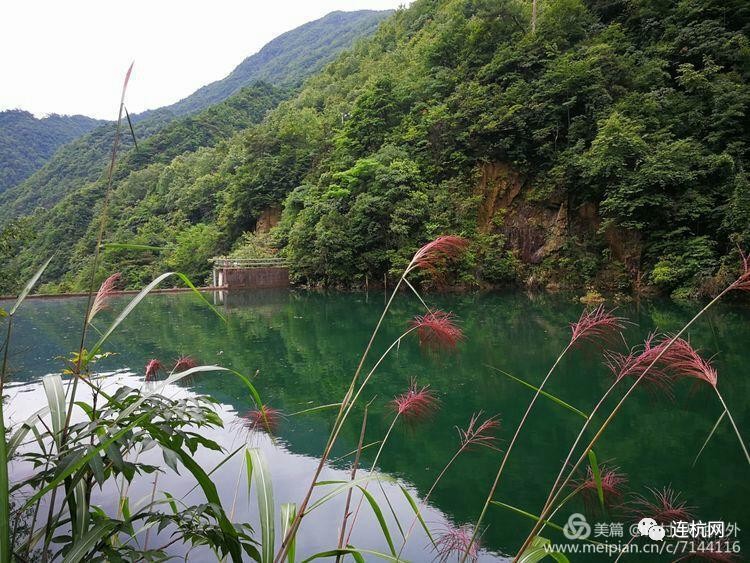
left=42, top=374, right=66, bottom=450
left=23, top=414, right=150, bottom=511
left=145, top=423, right=242, bottom=562
left=247, top=448, right=274, bottom=563
left=74, top=481, right=89, bottom=540
left=356, top=486, right=396, bottom=556
left=280, top=503, right=297, bottom=563
left=587, top=449, right=604, bottom=510
left=8, top=406, right=49, bottom=457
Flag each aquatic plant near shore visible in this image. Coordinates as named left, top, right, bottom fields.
left=390, top=380, right=438, bottom=420
left=461, top=303, right=625, bottom=559
left=275, top=235, right=469, bottom=562
left=570, top=305, right=625, bottom=346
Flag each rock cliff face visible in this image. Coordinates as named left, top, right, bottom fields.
left=474, top=161, right=647, bottom=290
left=476, top=162, right=568, bottom=264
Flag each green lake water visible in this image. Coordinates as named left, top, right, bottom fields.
left=3, top=289, right=749, bottom=561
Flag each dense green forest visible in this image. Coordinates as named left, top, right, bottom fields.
left=2, top=0, right=750, bottom=299
left=0, top=110, right=103, bottom=193
left=0, top=9, right=389, bottom=221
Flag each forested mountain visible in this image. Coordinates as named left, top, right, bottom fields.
left=0, top=9, right=391, bottom=220
left=0, top=110, right=103, bottom=193
left=3, top=0, right=750, bottom=300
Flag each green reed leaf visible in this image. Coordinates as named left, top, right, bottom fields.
left=280, top=503, right=297, bottom=563
left=356, top=486, right=396, bottom=556
left=485, top=364, right=588, bottom=418
left=398, top=484, right=435, bottom=548
left=247, top=448, right=274, bottom=563
left=587, top=449, right=604, bottom=510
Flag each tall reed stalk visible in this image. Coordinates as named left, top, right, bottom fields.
left=461, top=305, right=623, bottom=562
left=275, top=236, right=467, bottom=562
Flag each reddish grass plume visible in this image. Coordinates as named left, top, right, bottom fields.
left=629, top=487, right=694, bottom=524
left=410, top=310, right=463, bottom=351
left=409, top=235, right=469, bottom=275
left=571, top=465, right=628, bottom=515
left=456, top=412, right=501, bottom=451
left=570, top=304, right=625, bottom=346
left=88, top=272, right=121, bottom=322
left=391, top=380, right=439, bottom=420
left=433, top=524, right=480, bottom=563
left=604, top=334, right=674, bottom=394
left=173, top=355, right=199, bottom=373
left=144, top=358, right=163, bottom=381
left=243, top=405, right=282, bottom=434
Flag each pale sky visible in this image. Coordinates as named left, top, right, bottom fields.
left=1, top=1, right=405, bottom=120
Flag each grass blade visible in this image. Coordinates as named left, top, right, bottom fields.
left=518, top=536, right=570, bottom=563
left=42, top=374, right=66, bottom=449
left=248, top=448, right=275, bottom=563
left=280, top=503, right=297, bottom=563
left=355, top=487, right=396, bottom=556
left=490, top=501, right=565, bottom=533
left=302, top=547, right=400, bottom=562
left=587, top=449, right=604, bottom=510
left=7, top=406, right=49, bottom=457
left=9, top=256, right=53, bottom=316
left=89, top=271, right=224, bottom=358
left=485, top=364, right=588, bottom=419
left=62, top=519, right=117, bottom=563
left=398, top=485, right=435, bottom=548
left=307, top=476, right=395, bottom=513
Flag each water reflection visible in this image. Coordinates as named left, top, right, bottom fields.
left=3, top=289, right=749, bottom=560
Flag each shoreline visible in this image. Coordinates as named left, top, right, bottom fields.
left=0, top=286, right=227, bottom=302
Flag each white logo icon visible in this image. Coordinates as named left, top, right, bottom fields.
left=563, top=513, right=591, bottom=540
left=636, top=517, right=665, bottom=541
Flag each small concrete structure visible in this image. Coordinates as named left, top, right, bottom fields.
left=211, top=258, right=289, bottom=289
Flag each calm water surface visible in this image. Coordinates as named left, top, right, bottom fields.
left=3, top=289, right=749, bottom=561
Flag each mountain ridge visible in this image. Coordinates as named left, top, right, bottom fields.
left=0, top=110, right=105, bottom=193
left=0, top=9, right=390, bottom=218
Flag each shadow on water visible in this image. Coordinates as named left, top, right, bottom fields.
left=3, top=288, right=749, bottom=559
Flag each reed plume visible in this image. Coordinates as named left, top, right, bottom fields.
left=87, top=272, right=121, bottom=323
left=144, top=359, right=163, bottom=381
left=434, top=525, right=479, bottom=563
left=410, top=311, right=463, bottom=351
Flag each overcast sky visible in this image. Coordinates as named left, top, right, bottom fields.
left=1, top=1, right=405, bottom=120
